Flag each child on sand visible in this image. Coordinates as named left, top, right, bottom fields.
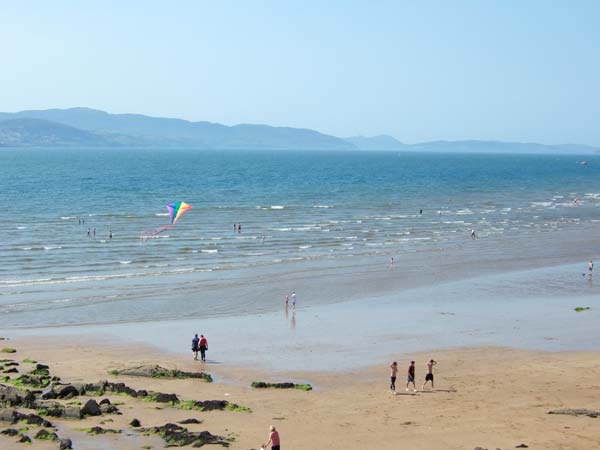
left=407, top=361, right=417, bottom=392
left=390, top=361, right=398, bottom=392
left=422, top=359, right=437, bottom=390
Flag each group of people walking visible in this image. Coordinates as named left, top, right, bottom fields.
left=390, top=359, right=437, bottom=393
left=191, top=333, right=208, bottom=362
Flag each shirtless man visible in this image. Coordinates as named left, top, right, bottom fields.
left=589, top=260, right=594, bottom=278
left=422, top=359, right=437, bottom=390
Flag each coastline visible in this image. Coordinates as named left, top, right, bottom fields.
left=1, top=338, right=600, bottom=449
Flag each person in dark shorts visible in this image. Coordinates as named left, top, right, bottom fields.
left=422, top=359, right=437, bottom=390
left=406, top=361, right=416, bottom=392
left=199, top=334, right=208, bottom=362
left=390, top=361, right=398, bottom=392
left=191, top=334, right=199, bottom=360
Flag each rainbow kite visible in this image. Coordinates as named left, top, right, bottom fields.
left=167, top=201, right=192, bottom=225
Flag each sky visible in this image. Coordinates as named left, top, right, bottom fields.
left=2, top=1, right=600, bottom=145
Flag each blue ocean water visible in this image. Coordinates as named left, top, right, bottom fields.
left=1, top=149, right=599, bottom=326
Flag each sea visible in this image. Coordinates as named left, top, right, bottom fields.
left=2, top=149, right=600, bottom=332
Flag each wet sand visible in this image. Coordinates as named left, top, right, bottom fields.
left=1, top=339, right=600, bottom=450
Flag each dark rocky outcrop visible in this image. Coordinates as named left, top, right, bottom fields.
left=86, top=426, right=121, bottom=435
left=146, top=423, right=230, bottom=447
left=548, top=408, right=600, bottom=418
left=110, top=365, right=212, bottom=382
left=17, top=434, right=31, bottom=443
left=178, top=418, right=202, bottom=424
left=35, top=429, right=59, bottom=441
left=0, top=428, right=19, bottom=436
left=251, top=381, right=312, bottom=391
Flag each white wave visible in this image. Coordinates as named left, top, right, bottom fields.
left=20, top=247, right=32, bottom=250
left=155, top=213, right=170, bottom=216
left=16, top=226, right=27, bottom=230
left=313, top=205, right=333, bottom=208
left=299, top=245, right=312, bottom=249
left=119, top=261, right=132, bottom=264
left=273, top=227, right=291, bottom=231
left=44, top=246, right=62, bottom=250
left=201, top=249, right=218, bottom=253
left=61, top=216, right=75, bottom=220
left=270, top=205, right=285, bottom=209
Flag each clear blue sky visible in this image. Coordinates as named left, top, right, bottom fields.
left=2, top=1, right=600, bottom=144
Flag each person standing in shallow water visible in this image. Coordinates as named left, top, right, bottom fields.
left=191, top=334, right=199, bottom=360
left=199, top=334, right=208, bottom=362
left=262, top=425, right=280, bottom=450
left=589, top=260, right=593, bottom=277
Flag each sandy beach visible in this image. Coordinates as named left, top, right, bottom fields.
left=1, top=338, right=600, bottom=450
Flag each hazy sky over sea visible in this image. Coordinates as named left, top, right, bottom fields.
left=2, top=1, right=600, bottom=144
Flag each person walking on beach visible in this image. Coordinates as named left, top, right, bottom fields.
left=470, top=229, right=477, bottom=239
left=109, top=229, right=113, bottom=239
left=199, top=334, right=208, bottom=362
left=422, top=359, right=437, bottom=390
left=93, top=227, right=96, bottom=237
left=262, top=425, right=280, bottom=450
left=589, top=260, right=593, bottom=277
left=191, top=334, right=200, bottom=360
left=291, top=291, right=296, bottom=309
left=406, top=361, right=417, bottom=392
left=285, top=294, right=289, bottom=308
left=87, top=227, right=90, bottom=237
left=390, top=361, right=398, bottom=392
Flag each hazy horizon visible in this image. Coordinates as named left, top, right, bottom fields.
left=3, top=1, right=600, bottom=145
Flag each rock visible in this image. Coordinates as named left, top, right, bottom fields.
left=87, top=426, right=120, bottom=434
left=0, top=428, right=19, bottom=436
left=548, top=408, right=599, bottom=418
left=99, top=398, right=111, bottom=405
left=190, top=400, right=229, bottom=411
left=515, top=445, right=528, bottom=448
left=0, top=407, right=17, bottom=422
left=15, top=411, right=53, bottom=427
left=149, top=423, right=229, bottom=447
left=100, top=403, right=121, bottom=414
left=3, top=368, right=18, bottom=373
left=35, top=429, right=58, bottom=441
left=81, top=399, right=101, bottom=416
left=112, top=365, right=213, bottom=382
left=18, top=434, right=31, bottom=443
left=130, top=418, right=141, bottom=427
left=63, top=405, right=82, bottom=419
left=178, top=418, right=202, bottom=424
left=474, top=448, right=488, bottom=450
left=148, top=392, right=179, bottom=403
left=0, top=384, right=23, bottom=407
left=56, top=384, right=80, bottom=399
left=59, top=438, right=73, bottom=449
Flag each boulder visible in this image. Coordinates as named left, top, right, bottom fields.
left=99, top=398, right=111, bottom=405
left=112, top=365, right=213, bottom=382
left=59, top=438, right=73, bottom=450
left=15, top=412, right=53, bottom=427
left=35, top=429, right=58, bottom=441
left=0, top=407, right=17, bottom=422
left=63, top=405, right=82, bottom=419
left=0, top=384, right=23, bottom=407
left=100, top=403, right=121, bottom=414
left=81, top=399, right=101, bottom=416
left=130, top=418, right=141, bottom=427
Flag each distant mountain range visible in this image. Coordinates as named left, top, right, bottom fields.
left=1, top=108, right=598, bottom=154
